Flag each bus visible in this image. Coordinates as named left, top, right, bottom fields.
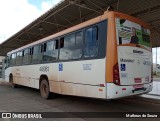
left=4, top=11, right=152, bottom=99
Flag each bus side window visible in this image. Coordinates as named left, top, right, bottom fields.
left=31, top=47, right=34, bottom=55
left=16, top=51, right=23, bottom=65
left=59, top=33, right=83, bottom=60
left=74, top=31, right=83, bottom=59
left=29, top=48, right=33, bottom=64
left=5, top=56, right=9, bottom=68
left=23, top=48, right=31, bottom=64
left=55, top=39, right=59, bottom=49
left=32, top=45, right=42, bottom=63
left=43, top=43, right=47, bottom=52
left=43, top=40, right=58, bottom=62
left=84, top=26, right=98, bottom=58
left=11, top=53, right=16, bottom=66
left=60, top=37, right=64, bottom=48
left=41, top=44, right=44, bottom=53
left=59, top=34, right=75, bottom=60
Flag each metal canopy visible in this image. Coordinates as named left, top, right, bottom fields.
left=0, top=0, right=160, bottom=56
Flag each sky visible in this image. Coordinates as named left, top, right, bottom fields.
left=0, top=0, right=62, bottom=44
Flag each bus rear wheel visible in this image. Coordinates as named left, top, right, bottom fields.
left=40, top=78, right=52, bottom=99
left=9, top=75, right=18, bottom=88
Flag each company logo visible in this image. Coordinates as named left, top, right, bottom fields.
left=2, top=113, right=11, bottom=118
left=120, top=58, right=134, bottom=63
left=133, top=50, right=143, bottom=54
left=143, top=61, right=151, bottom=66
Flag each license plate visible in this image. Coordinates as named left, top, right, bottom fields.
left=133, top=84, right=144, bottom=89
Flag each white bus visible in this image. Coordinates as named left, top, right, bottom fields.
left=4, top=11, right=152, bottom=99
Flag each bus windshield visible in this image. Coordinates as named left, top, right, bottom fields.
left=116, top=18, right=151, bottom=48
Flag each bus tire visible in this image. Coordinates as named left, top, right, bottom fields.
left=9, top=74, right=18, bottom=88
left=40, top=77, right=52, bottom=99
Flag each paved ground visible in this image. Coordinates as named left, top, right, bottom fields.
left=150, top=82, right=160, bottom=95
left=0, top=79, right=160, bottom=121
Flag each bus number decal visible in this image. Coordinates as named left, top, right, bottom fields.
left=39, top=66, right=49, bottom=72
left=83, top=64, right=92, bottom=70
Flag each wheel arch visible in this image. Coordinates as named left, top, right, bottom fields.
left=39, top=74, right=49, bottom=88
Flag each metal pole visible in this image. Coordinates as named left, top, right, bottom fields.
left=156, top=47, right=157, bottom=75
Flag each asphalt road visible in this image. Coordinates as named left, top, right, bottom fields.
left=0, top=83, right=160, bottom=121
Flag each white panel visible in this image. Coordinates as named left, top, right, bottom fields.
left=5, top=58, right=106, bottom=99
left=58, top=59, right=106, bottom=98
left=58, top=59, right=106, bottom=85
left=118, top=46, right=152, bottom=85
left=60, top=82, right=106, bottom=99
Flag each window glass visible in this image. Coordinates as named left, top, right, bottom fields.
left=60, top=38, right=64, bottom=48
left=60, top=34, right=75, bottom=60
left=44, top=43, right=47, bottom=52
left=47, top=41, right=54, bottom=51
left=10, top=53, right=16, bottom=66
left=5, top=56, right=9, bottom=68
left=32, top=45, right=42, bottom=63
left=76, top=32, right=83, bottom=48
left=43, top=40, right=58, bottom=62
left=60, top=33, right=82, bottom=60
left=33, top=45, right=39, bottom=54
left=84, top=26, right=98, bottom=57
left=24, top=49, right=29, bottom=56
left=74, top=32, right=83, bottom=59
left=16, top=51, right=23, bottom=65
left=23, top=48, right=32, bottom=64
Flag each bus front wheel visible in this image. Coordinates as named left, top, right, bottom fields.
left=40, top=78, right=52, bottom=99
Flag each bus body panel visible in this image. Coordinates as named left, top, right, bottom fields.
left=57, top=59, right=106, bottom=98
left=106, top=82, right=152, bottom=99
left=118, top=46, right=152, bottom=85
left=5, top=58, right=106, bottom=99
